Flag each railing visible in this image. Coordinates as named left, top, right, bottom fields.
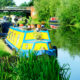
left=0, top=7, right=31, bottom=11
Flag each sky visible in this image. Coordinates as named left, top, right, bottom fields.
left=13, top=0, right=30, bottom=6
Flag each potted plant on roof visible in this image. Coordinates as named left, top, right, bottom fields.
left=31, top=20, right=35, bottom=29
left=37, top=21, right=41, bottom=28
left=33, top=18, right=41, bottom=28
left=22, top=17, right=27, bottom=25
left=27, top=17, right=32, bottom=29
left=32, top=18, right=41, bottom=29
left=22, top=17, right=27, bottom=21
left=18, top=20, right=25, bottom=27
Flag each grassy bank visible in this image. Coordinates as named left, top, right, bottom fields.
left=0, top=39, right=11, bottom=57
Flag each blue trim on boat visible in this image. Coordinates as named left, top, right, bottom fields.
left=21, top=31, right=27, bottom=49
left=49, top=20, right=58, bottom=23
left=5, top=39, right=18, bottom=51
left=19, top=49, right=56, bottom=57
left=50, top=24, right=59, bottom=26
left=10, top=27, right=27, bottom=32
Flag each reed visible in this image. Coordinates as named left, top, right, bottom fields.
left=0, top=53, right=70, bottom=80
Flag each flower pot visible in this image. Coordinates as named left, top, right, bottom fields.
left=19, top=24, right=24, bottom=27
left=37, top=24, right=41, bottom=28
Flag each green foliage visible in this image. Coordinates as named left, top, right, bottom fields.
left=49, top=29, right=56, bottom=45
left=0, top=0, right=15, bottom=7
left=0, top=51, right=10, bottom=57
left=34, top=0, right=50, bottom=21
left=17, top=17, right=27, bottom=25
left=34, top=0, right=60, bottom=21
left=10, top=11, right=27, bottom=17
left=20, top=0, right=34, bottom=7
left=20, top=2, right=28, bottom=7
left=22, top=17, right=27, bottom=21
left=56, top=0, right=80, bottom=27
left=28, top=0, right=34, bottom=6
left=0, top=40, right=10, bottom=57
left=27, top=16, right=32, bottom=25
left=0, top=11, right=27, bottom=18
left=18, top=20, right=25, bottom=25
left=31, top=18, right=41, bottom=25
left=0, top=54, right=70, bottom=80
left=0, top=12, right=6, bottom=18
left=49, top=0, right=60, bottom=17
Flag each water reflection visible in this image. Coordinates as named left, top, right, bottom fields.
left=58, top=48, right=80, bottom=80
left=51, top=28, right=80, bottom=56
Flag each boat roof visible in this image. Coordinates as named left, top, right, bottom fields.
left=10, top=27, right=49, bottom=32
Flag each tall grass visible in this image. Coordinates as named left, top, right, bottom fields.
left=0, top=53, right=70, bottom=80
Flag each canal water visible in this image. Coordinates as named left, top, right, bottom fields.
left=58, top=48, right=80, bottom=80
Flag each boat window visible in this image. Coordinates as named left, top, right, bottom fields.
left=49, top=43, right=52, bottom=49
left=34, top=43, right=48, bottom=50
left=22, top=43, right=33, bottom=50
left=16, top=34, right=20, bottom=45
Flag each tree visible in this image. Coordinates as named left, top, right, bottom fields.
left=20, top=2, right=28, bottom=7
left=34, top=0, right=50, bottom=21
left=0, top=0, right=15, bottom=7
left=20, top=0, right=34, bottom=7
left=34, top=0, right=60, bottom=21
left=28, top=0, right=34, bottom=6
left=49, top=0, right=60, bottom=17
